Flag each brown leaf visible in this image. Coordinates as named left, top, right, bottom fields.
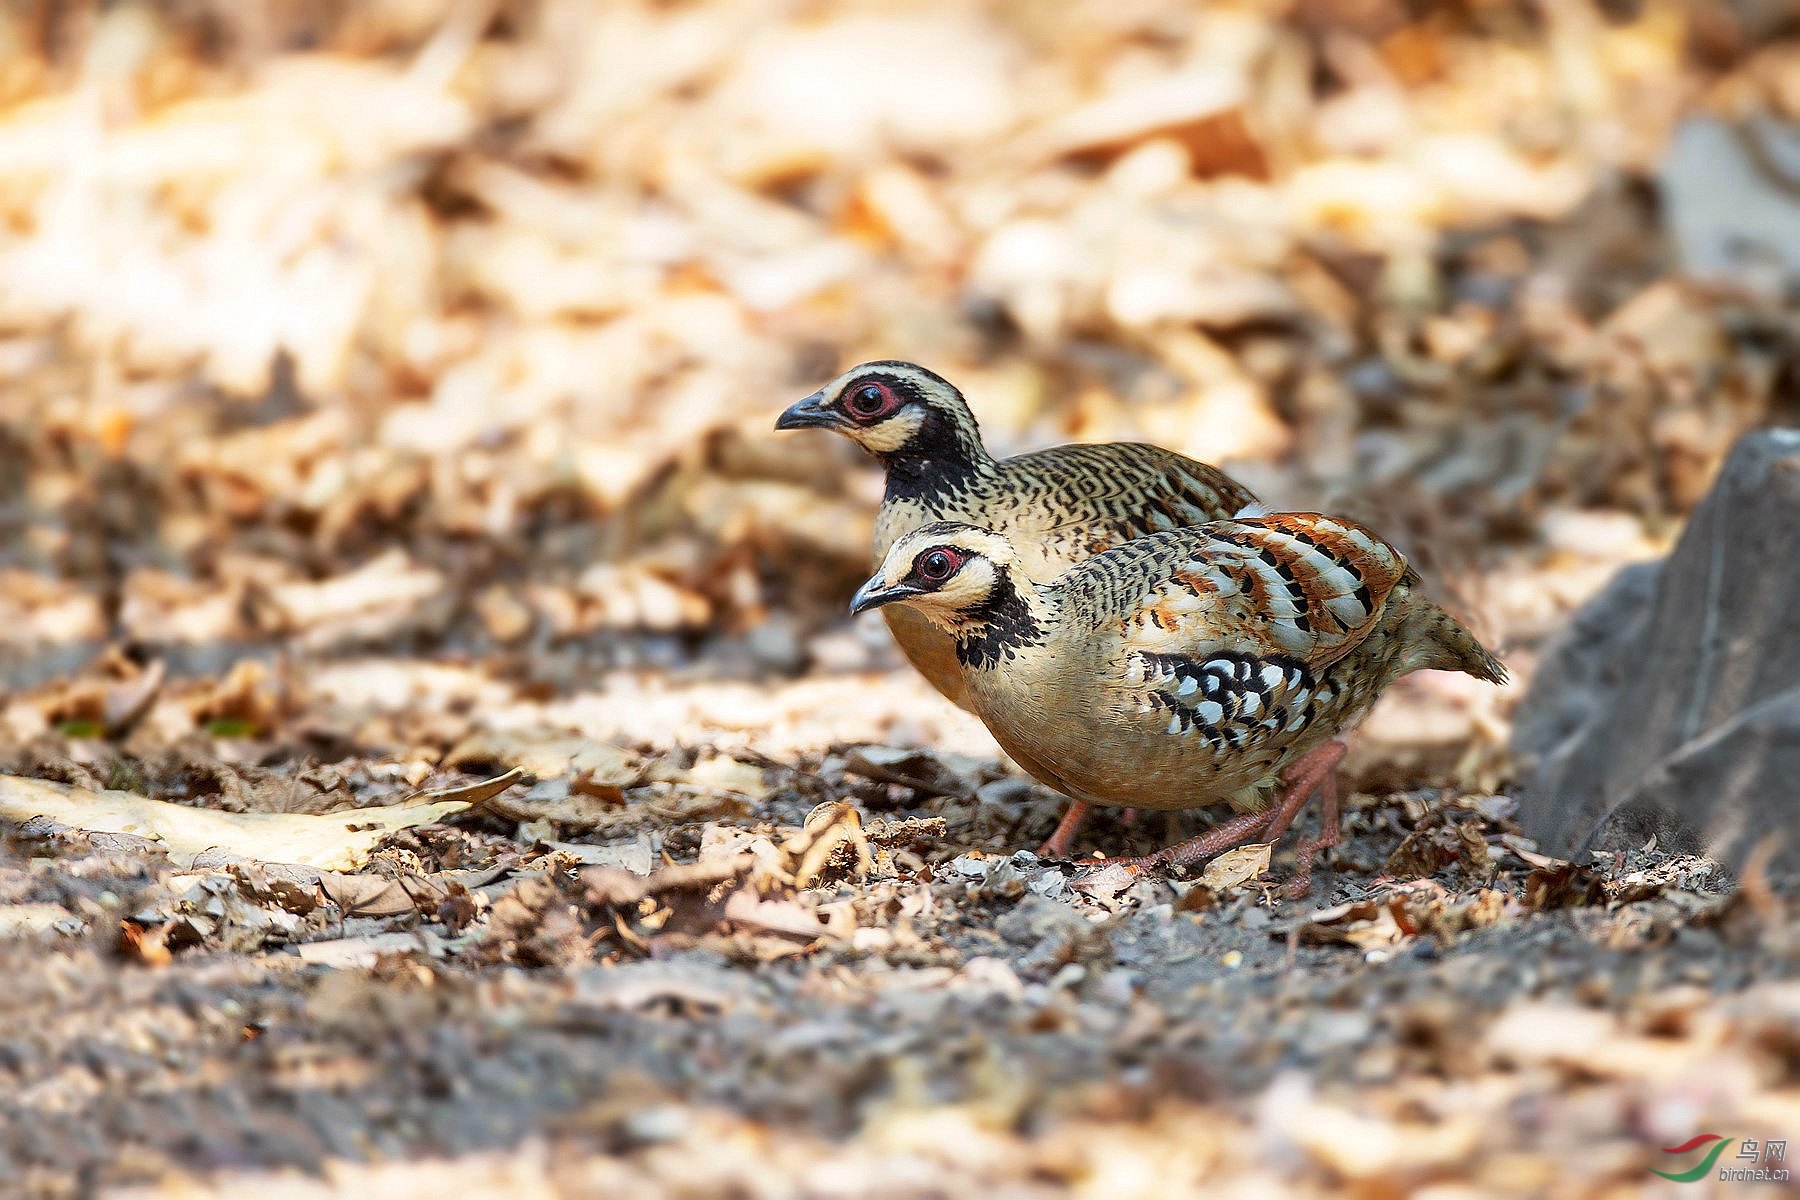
left=788, top=801, right=872, bottom=886
left=1290, top=895, right=1420, bottom=951
left=119, top=919, right=173, bottom=966
left=445, top=731, right=639, bottom=786
left=436, top=889, right=479, bottom=934
left=1384, top=826, right=1463, bottom=880
left=841, top=746, right=979, bottom=800
left=1455, top=820, right=1495, bottom=878
left=230, top=861, right=320, bottom=914
left=412, top=767, right=526, bottom=807
left=319, top=872, right=416, bottom=918
left=1524, top=861, right=1607, bottom=910
left=720, top=888, right=841, bottom=943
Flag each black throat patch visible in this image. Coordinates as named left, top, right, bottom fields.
left=874, top=381, right=990, bottom=506
left=953, top=574, right=1045, bottom=670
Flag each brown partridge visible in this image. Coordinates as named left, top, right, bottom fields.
left=776, top=361, right=1257, bottom=852
left=849, top=515, right=1506, bottom=894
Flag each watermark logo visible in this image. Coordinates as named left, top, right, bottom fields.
left=1652, top=1135, right=1788, bottom=1184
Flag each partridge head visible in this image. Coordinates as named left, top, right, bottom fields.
left=776, top=361, right=986, bottom=471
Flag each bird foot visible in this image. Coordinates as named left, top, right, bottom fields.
left=1039, top=801, right=1146, bottom=858
left=1037, top=798, right=1092, bottom=858
left=1267, top=740, right=1347, bottom=897
left=1069, top=738, right=1350, bottom=898
left=1070, top=806, right=1278, bottom=894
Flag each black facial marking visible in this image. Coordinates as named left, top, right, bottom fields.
left=840, top=367, right=989, bottom=505
left=953, top=573, right=1045, bottom=670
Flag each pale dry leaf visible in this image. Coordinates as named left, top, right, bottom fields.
left=0, top=774, right=472, bottom=870
left=411, top=766, right=527, bottom=807
left=0, top=904, right=77, bottom=938
left=1199, top=843, right=1272, bottom=891
left=676, top=753, right=769, bottom=800
left=295, top=931, right=442, bottom=969
left=445, top=731, right=639, bottom=785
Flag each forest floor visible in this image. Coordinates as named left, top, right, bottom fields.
left=3, top=654, right=1797, bottom=1198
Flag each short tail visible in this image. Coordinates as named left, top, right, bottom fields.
left=1455, top=629, right=1509, bottom=685
left=1399, top=569, right=1507, bottom=685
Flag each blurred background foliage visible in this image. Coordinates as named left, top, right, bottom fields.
left=0, top=0, right=1795, bottom=699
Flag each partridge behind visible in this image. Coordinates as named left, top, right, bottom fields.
left=777, top=361, right=1256, bottom=710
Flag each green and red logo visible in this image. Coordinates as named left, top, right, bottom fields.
left=1652, top=1135, right=1735, bottom=1182
left=1653, top=1134, right=1788, bottom=1183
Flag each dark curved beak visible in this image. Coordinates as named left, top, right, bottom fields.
left=849, top=576, right=921, bottom=616
left=775, top=389, right=845, bottom=431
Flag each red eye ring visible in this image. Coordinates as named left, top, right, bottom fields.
left=845, top=380, right=897, bottom=420
left=913, top=547, right=962, bottom=584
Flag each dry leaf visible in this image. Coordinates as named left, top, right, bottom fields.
left=295, top=931, right=441, bottom=969
left=0, top=904, right=76, bottom=938
left=413, top=766, right=527, bottom=807
left=841, top=746, right=979, bottom=799
left=0, top=774, right=475, bottom=870
left=1199, top=843, right=1272, bottom=891
left=445, top=732, right=639, bottom=785
left=319, top=872, right=417, bottom=918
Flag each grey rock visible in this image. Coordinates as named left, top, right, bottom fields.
left=1660, top=115, right=1800, bottom=291
left=1513, top=429, right=1800, bottom=875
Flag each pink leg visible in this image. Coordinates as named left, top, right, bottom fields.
left=1116, top=806, right=1280, bottom=871
left=1038, top=799, right=1092, bottom=858
left=1284, top=768, right=1342, bottom=898
left=1073, top=738, right=1349, bottom=892
left=1071, top=806, right=1278, bottom=894
left=1263, top=740, right=1347, bottom=842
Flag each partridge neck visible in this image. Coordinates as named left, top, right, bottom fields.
left=952, top=572, right=1055, bottom=671
left=880, top=409, right=994, bottom=506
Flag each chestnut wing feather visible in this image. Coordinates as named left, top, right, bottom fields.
left=1079, top=515, right=1409, bottom=747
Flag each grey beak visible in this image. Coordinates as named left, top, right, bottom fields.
left=849, top=576, right=920, bottom=616
left=775, top=389, right=844, bottom=431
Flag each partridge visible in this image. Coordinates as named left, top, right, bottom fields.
left=776, top=361, right=1257, bottom=850
left=848, top=515, right=1506, bottom=893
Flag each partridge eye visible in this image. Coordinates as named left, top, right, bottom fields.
left=916, top=549, right=958, bottom=582
left=847, top=383, right=890, bottom=417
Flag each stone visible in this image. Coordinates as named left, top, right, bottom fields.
left=1512, top=429, right=1800, bottom=876
left=1659, top=115, right=1800, bottom=293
